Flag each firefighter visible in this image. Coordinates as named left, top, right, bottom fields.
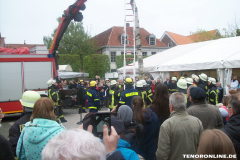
left=9, top=91, right=41, bottom=157
left=119, top=78, right=138, bottom=110
left=192, top=74, right=200, bottom=86
left=185, top=78, right=193, bottom=88
left=208, top=78, right=219, bottom=105
left=86, top=81, right=100, bottom=113
left=78, top=80, right=87, bottom=113
left=109, top=80, right=120, bottom=111
left=48, top=78, right=67, bottom=123
left=136, top=81, right=147, bottom=108
left=141, top=80, right=153, bottom=107
left=198, top=73, right=208, bottom=100
left=169, top=77, right=178, bottom=94
left=177, top=79, right=188, bottom=103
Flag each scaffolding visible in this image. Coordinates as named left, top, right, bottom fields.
left=123, top=0, right=136, bottom=85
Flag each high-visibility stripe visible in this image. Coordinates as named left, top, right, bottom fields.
left=125, top=92, right=138, bottom=97
left=89, top=106, right=97, bottom=109
left=59, top=115, right=64, bottom=118
left=87, top=92, right=92, bottom=97
left=119, top=101, right=125, bottom=104
left=94, top=99, right=99, bottom=101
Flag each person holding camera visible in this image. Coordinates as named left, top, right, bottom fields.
left=87, top=81, right=100, bottom=113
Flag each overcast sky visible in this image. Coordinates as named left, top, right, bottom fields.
left=0, top=0, right=239, bottom=44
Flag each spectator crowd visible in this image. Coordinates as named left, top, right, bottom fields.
left=0, top=73, right=240, bottom=160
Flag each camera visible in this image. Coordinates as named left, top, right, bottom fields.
left=83, top=112, right=111, bottom=139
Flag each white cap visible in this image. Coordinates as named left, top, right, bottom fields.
left=177, top=79, right=187, bottom=89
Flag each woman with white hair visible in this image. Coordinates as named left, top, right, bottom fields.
left=42, top=124, right=126, bottom=160
left=42, top=129, right=107, bottom=160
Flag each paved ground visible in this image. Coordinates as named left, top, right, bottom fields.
left=0, top=107, right=109, bottom=139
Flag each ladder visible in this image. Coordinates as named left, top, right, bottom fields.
left=123, top=0, right=136, bottom=85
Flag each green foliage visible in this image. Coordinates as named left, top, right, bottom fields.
left=58, top=54, right=81, bottom=72
left=190, top=29, right=222, bottom=42
left=115, top=55, right=149, bottom=69
left=83, top=54, right=110, bottom=78
left=43, top=17, right=99, bottom=70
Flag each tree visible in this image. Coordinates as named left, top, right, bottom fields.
left=190, top=29, right=222, bottom=42
left=43, top=17, right=99, bottom=70
left=130, top=0, right=144, bottom=80
left=83, top=54, right=110, bottom=78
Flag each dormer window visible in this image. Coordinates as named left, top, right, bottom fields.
left=149, top=34, right=156, bottom=46
left=121, top=33, right=129, bottom=45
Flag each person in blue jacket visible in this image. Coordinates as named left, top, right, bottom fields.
left=119, top=78, right=139, bottom=110
left=111, top=116, right=139, bottom=160
left=16, top=97, right=66, bottom=160
left=86, top=81, right=100, bottom=113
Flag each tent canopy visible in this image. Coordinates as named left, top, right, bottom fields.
left=117, top=36, right=240, bottom=73
left=58, top=72, right=89, bottom=79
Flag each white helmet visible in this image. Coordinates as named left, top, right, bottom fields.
left=140, top=80, right=147, bottom=86
left=192, top=75, right=199, bottom=83
left=171, top=77, right=177, bottom=81
left=136, top=81, right=143, bottom=87
left=199, top=73, right=208, bottom=82
left=110, top=80, right=117, bottom=85
left=208, top=77, right=216, bottom=85
left=185, top=78, right=193, bottom=84
left=47, top=78, right=53, bottom=87
left=20, top=91, right=41, bottom=108
left=177, top=79, right=187, bottom=89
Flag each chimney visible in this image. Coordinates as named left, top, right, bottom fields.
left=126, top=23, right=130, bottom=27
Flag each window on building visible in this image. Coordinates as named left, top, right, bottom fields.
left=142, top=52, right=147, bottom=56
left=121, top=52, right=124, bottom=55
left=111, top=52, right=116, bottom=62
left=151, top=52, right=156, bottom=55
left=121, top=33, right=129, bottom=45
left=111, top=69, right=116, bottom=72
left=149, top=34, right=156, bottom=46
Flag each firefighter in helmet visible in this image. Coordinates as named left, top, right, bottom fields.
left=109, top=80, right=120, bottom=111
left=47, top=78, right=67, bottom=123
left=119, top=78, right=138, bottom=110
left=86, top=81, right=100, bottom=113
left=208, top=77, right=219, bottom=105
left=169, top=77, right=178, bottom=94
left=140, top=80, right=152, bottom=107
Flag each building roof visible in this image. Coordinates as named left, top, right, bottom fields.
left=162, top=29, right=219, bottom=45
left=93, top=26, right=167, bottom=48
left=4, top=44, right=44, bottom=49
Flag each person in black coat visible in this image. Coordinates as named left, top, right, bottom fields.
left=8, top=91, right=41, bottom=157
left=222, top=94, right=240, bottom=159
left=163, top=76, right=170, bottom=89
left=0, top=108, right=15, bottom=160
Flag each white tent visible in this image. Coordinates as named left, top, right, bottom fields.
left=156, top=36, right=240, bottom=71
left=58, top=72, right=89, bottom=79
left=117, top=36, right=240, bottom=94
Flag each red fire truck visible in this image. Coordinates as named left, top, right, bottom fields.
left=0, top=0, right=86, bottom=114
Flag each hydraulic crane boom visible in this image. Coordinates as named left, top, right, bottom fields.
left=49, top=0, right=87, bottom=77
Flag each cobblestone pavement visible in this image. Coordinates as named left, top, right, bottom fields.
left=0, top=107, right=109, bottom=140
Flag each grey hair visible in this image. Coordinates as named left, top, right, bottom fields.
left=42, top=129, right=106, bottom=160
left=169, top=92, right=186, bottom=111
left=187, top=85, right=196, bottom=96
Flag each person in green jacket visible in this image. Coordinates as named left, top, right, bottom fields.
left=156, top=92, right=203, bottom=160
